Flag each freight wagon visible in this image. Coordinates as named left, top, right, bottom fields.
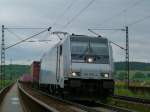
left=31, top=61, right=40, bottom=83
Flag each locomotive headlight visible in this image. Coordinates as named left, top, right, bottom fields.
left=101, top=73, right=109, bottom=78
left=72, top=72, right=77, bottom=76
left=104, top=73, right=109, bottom=78
left=71, top=72, right=80, bottom=77
left=88, top=57, right=93, bottom=63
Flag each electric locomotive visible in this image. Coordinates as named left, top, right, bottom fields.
left=39, top=34, right=114, bottom=99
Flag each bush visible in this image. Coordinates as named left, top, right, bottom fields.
left=116, top=72, right=127, bottom=80
left=132, top=72, right=145, bottom=80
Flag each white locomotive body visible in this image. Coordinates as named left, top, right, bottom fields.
left=39, top=34, right=114, bottom=98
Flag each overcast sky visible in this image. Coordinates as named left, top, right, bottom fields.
left=0, top=0, right=150, bottom=64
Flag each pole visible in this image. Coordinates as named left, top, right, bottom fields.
left=125, top=26, right=129, bottom=88
left=10, top=58, right=12, bottom=80
left=1, top=25, right=5, bottom=87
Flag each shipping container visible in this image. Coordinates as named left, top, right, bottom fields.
left=20, top=74, right=33, bottom=82
left=31, top=61, right=40, bottom=83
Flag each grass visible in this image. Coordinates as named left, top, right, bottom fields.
left=107, top=98, right=150, bottom=112
left=108, top=81, right=150, bottom=112
left=116, top=70, right=150, bottom=84
left=0, top=80, right=14, bottom=90
left=115, top=81, right=150, bottom=99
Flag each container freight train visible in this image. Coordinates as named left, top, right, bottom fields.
left=31, top=61, right=40, bottom=83
left=38, top=34, right=114, bottom=99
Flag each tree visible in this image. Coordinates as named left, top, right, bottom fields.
left=144, top=66, right=150, bottom=71
left=116, top=72, right=127, bottom=80
left=132, top=72, right=145, bottom=80
left=147, top=73, right=150, bottom=78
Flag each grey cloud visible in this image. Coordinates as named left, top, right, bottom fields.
left=0, top=0, right=150, bottom=64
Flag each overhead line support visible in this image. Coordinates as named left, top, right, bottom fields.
left=5, top=27, right=51, bottom=50
left=1, top=25, right=5, bottom=88
left=125, top=26, right=129, bottom=88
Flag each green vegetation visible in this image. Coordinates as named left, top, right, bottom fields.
left=132, top=72, right=145, bottom=79
left=115, top=70, right=150, bottom=86
left=114, top=62, right=150, bottom=86
left=0, top=64, right=30, bottom=90
left=3, top=64, right=30, bottom=80
left=108, top=81, right=150, bottom=112
left=109, top=80, right=150, bottom=112
left=115, top=62, right=150, bottom=86
left=115, top=71, right=126, bottom=80
left=107, top=97, right=150, bottom=112
left=0, top=80, right=14, bottom=90
left=115, top=81, right=150, bottom=99
left=115, top=62, right=150, bottom=71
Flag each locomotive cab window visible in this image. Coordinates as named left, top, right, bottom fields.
left=70, top=36, right=109, bottom=64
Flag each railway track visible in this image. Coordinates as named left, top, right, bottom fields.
left=34, top=90, right=133, bottom=112
left=19, top=82, right=133, bottom=112
left=109, top=94, right=150, bottom=112
left=73, top=100, right=133, bottom=112
left=18, top=82, right=101, bottom=112
left=113, top=94, right=150, bottom=104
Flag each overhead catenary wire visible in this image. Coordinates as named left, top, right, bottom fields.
left=5, top=28, right=23, bottom=41
left=24, top=40, right=52, bottom=42
left=6, top=27, right=51, bottom=43
left=128, top=15, right=150, bottom=26
left=88, top=28, right=126, bottom=50
left=88, top=29, right=102, bottom=37
left=110, top=41, right=126, bottom=50
left=5, top=27, right=47, bottom=30
left=88, top=0, right=145, bottom=47
left=52, top=0, right=77, bottom=27
left=5, top=27, right=51, bottom=50
left=88, top=16, right=150, bottom=53
left=63, top=0, right=95, bottom=29
left=97, top=0, right=144, bottom=27
left=89, top=28, right=125, bottom=31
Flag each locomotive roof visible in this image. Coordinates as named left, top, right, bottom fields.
left=70, top=35, right=108, bottom=43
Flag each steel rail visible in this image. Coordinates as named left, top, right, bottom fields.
left=97, top=102, right=134, bottom=112
left=31, top=88, right=102, bottom=112
left=31, top=87, right=133, bottom=112
left=113, top=94, right=150, bottom=104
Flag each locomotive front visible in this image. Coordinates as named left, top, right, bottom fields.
left=65, top=35, right=114, bottom=98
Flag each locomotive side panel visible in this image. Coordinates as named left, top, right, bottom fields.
left=62, top=37, right=71, bottom=78
left=39, top=47, right=58, bottom=85
left=109, top=42, right=114, bottom=78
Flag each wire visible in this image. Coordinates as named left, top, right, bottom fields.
left=98, top=0, right=144, bottom=27
left=89, top=28, right=125, bottom=31
left=52, top=0, right=76, bottom=27
left=5, top=27, right=51, bottom=50
left=5, top=27, right=47, bottom=30
left=110, top=41, right=126, bottom=50
left=6, top=28, right=23, bottom=41
left=88, top=29, right=126, bottom=50
left=63, top=0, right=95, bottom=29
left=88, top=29, right=102, bottom=37
left=128, top=15, right=150, bottom=26
left=6, top=27, right=51, bottom=43
left=25, top=40, right=51, bottom=42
